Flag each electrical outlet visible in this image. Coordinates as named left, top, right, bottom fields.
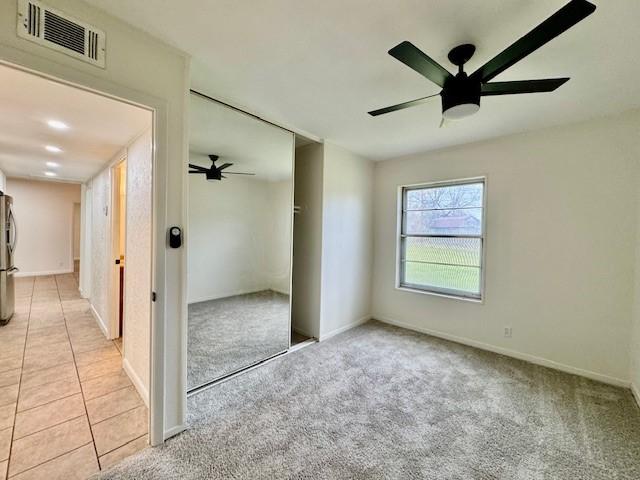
left=504, top=326, right=512, bottom=338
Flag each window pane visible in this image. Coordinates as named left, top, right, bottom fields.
left=403, top=237, right=481, bottom=267
left=402, top=262, right=480, bottom=295
left=406, top=182, right=483, bottom=210
left=405, top=208, right=482, bottom=236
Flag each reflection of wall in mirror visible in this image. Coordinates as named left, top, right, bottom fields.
left=187, top=156, right=292, bottom=304
left=265, top=180, right=293, bottom=295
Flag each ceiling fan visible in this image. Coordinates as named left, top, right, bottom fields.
left=368, top=0, right=596, bottom=123
left=188, top=154, right=255, bottom=181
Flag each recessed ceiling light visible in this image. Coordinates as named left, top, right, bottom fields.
left=45, top=161, right=60, bottom=168
left=47, top=120, right=69, bottom=130
left=44, top=171, right=57, bottom=177
left=45, top=145, right=62, bottom=153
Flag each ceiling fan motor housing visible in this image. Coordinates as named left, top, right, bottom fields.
left=442, top=73, right=481, bottom=120
left=206, top=170, right=222, bottom=181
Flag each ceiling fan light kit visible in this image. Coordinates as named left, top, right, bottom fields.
left=368, top=0, right=596, bottom=123
left=442, top=44, right=480, bottom=120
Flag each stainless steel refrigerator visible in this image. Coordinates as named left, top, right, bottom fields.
left=0, top=194, right=17, bottom=325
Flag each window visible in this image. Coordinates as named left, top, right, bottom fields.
left=398, top=178, right=485, bottom=300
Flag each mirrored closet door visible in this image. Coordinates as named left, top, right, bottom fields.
left=187, top=91, right=294, bottom=391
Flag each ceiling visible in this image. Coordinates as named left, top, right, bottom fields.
left=85, top=0, right=640, bottom=160
left=0, top=65, right=151, bottom=182
left=189, top=93, right=293, bottom=182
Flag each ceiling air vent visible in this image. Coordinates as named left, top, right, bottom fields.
left=17, top=0, right=106, bottom=68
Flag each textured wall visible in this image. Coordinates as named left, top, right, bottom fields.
left=73, top=203, right=81, bottom=260
left=124, top=129, right=153, bottom=400
left=0, top=0, right=188, bottom=440
left=89, top=168, right=111, bottom=331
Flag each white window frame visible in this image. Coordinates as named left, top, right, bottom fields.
left=396, top=176, right=487, bottom=302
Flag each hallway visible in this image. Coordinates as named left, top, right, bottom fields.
left=0, top=274, right=148, bottom=479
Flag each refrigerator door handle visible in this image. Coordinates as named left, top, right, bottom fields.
left=8, top=206, right=16, bottom=255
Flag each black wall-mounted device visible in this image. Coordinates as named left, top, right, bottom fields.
left=168, top=226, right=182, bottom=248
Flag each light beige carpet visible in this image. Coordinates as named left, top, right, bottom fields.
left=97, top=320, right=640, bottom=479
left=187, top=290, right=289, bottom=390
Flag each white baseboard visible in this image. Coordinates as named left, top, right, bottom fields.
left=123, top=357, right=149, bottom=408
left=188, top=288, right=267, bottom=305
left=375, top=316, right=630, bottom=388
left=632, top=383, right=640, bottom=409
left=188, top=288, right=289, bottom=305
left=15, top=268, right=73, bottom=278
left=163, top=424, right=186, bottom=441
left=270, top=288, right=290, bottom=296
left=89, top=304, right=109, bottom=338
left=319, top=315, right=371, bottom=342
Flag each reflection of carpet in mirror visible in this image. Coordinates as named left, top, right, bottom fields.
left=187, top=290, right=290, bottom=390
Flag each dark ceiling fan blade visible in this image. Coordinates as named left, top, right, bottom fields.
left=225, top=172, right=256, bottom=176
left=472, top=0, right=596, bottom=83
left=368, top=93, right=440, bottom=116
left=217, top=163, right=233, bottom=171
left=388, top=41, right=453, bottom=88
left=189, top=171, right=205, bottom=174
left=188, top=164, right=208, bottom=172
left=481, top=78, right=570, bottom=96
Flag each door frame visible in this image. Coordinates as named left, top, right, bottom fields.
left=0, top=55, right=171, bottom=446
left=109, top=157, right=127, bottom=340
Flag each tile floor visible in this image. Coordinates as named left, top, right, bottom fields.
left=0, top=274, right=148, bottom=479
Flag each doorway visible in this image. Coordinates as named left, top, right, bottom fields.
left=0, top=62, right=153, bottom=478
left=111, top=159, right=127, bottom=352
left=73, top=201, right=81, bottom=279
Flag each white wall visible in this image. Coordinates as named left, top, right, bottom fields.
left=372, top=111, right=640, bottom=386
left=88, top=166, right=111, bottom=332
left=188, top=154, right=292, bottom=304
left=85, top=131, right=152, bottom=404
left=632, top=163, right=640, bottom=402
left=73, top=203, right=81, bottom=260
left=79, top=184, right=91, bottom=298
left=292, top=143, right=324, bottom=338
left=290, top=142, right=374, bottom=340
left=6, top=178, right=80, bottom=276
left=0, top=0, right=189, bottom=442
left=266, top=180, right=294, bottom=295
left=319, top=143, right=374, bottom=339
left=124, top=129, right=153, bottom=404
left=0, top=169, right=6, bottom=193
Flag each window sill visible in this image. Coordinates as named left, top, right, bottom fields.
left=395, top=285, right=484, bottom=304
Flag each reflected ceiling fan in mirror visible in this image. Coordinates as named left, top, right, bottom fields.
left=188, top=154, right=256, bottom=181
left=368, top=0, right=596, bottom=125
